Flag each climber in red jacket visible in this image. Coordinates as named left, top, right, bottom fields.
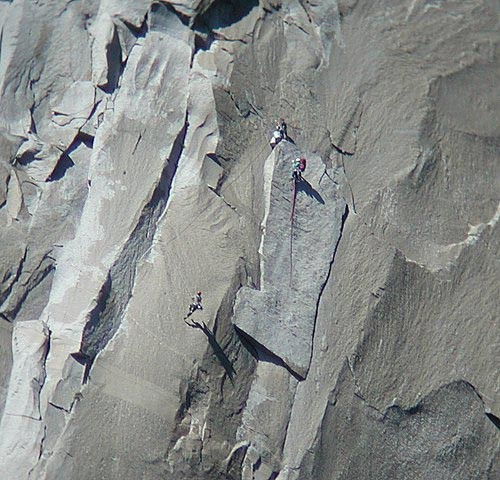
left=292, top=157, right=306, bottom=181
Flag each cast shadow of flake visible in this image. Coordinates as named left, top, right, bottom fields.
left=235, top=325, right=304, bottom=381
left=297, top=178, right=325, bottom=204
left=186, top=319, right=236, bottom=381
left=48, top=133, right=94, bottom=182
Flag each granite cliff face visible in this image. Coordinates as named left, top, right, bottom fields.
left=0, top=1, right=498, bottom=479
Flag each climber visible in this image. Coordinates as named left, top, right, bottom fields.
left=184, top=291, right=203, bottom=320
left=270, top=129, right=283, bottom=149
left=276, top=118, right=287, bottom=138
left=270, top=118, right=288, bottom=149
left=292, top=157, right=307, bottom=181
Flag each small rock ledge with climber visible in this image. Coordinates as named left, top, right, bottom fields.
left=184, top=119, right=351, bottom=379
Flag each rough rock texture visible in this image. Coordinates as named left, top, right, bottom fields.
left=309, top=377, right=500, bottom=480
left=233, top=141, right=346, bottom=378
left=0, top=1, right=498, bottom=479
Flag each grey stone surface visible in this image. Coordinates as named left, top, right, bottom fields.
left=310, top=375, right=500, bottom=480
left=0, top=318, right=13, bottom=420
left=233, top=142, right=346, bottom=378
left=0, top=321, right=49, bottom=478
left=0, top=1, right=498, bottom=479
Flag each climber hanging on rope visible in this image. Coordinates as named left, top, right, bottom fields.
left=184, top=291, right=203, bottom=320
left=270, top=118, right=288, bottom=149
left=292, top=156, right=307, bottom=181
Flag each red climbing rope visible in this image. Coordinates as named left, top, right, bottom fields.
left=289, top=177, right=298, bottom=287
left=290, top=176, right=298, bottom=222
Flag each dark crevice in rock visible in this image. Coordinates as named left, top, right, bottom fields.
left=131, top=131, right=143, bottom=155
left=15, top=145, right=46, bottom=168
left=28, top=105, right=38, bottom=135
left=208, top=185, right=240, bottom=215
left=325, top=103, right=362, bottom=213
left=225, top=441, right=249, bottom=478
left=297, top=0, right=316, bottom=26
left=48, top=401, right=70, bottom=414
left=33, top=322, right=51, bottom=469
left=190, top=0, right=260, bottom=59
left=19, top=250, right=55, bottom=287
left=79, top=115, right=189, bottom=383
left=0, top=246, right=28, bottom=311
left=23, top=323, right=51, bottom=475
left=253, top=455, right=262, bottom=472
left=28, top=421, right=47, bottom=480
left=0, top=27, right=3, bottom=67
left=485, top=412, right=500, bottom=431
left=331, top=100, right=363, bottom=156
left=100, top=13, right=148, bottom=96
left=194, top=31, right=214, bottom=53
left=36, top=425, right=47, bottom=462
left=307, top=204, right=349, bottom=370
left=40, top=323, right=51, bottom=391
left=227, top=90, right=254, bottom=118
left=353, top=391, right=385, bottom=417
left=1, top=253, right=55, bottom=321
left=99, top=24, right=123, bottom=94
left=81, top=272, right=111, bottom=384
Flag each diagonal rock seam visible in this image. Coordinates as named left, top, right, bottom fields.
left=2, top=254, right=56, bottom=321
left=307, top=203, right=349, bottom=371
left=79, top=114, right=189, bottom=382
left=0, top=246, right=28, bottom=314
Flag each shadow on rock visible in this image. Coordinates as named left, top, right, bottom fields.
left=235, top=325, right=305, bottom=381
left=297, top=178, right=325, bottom=204
left=195, top=0, right=259, bottom=31
left=185, top=319, right=236, bottom=381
